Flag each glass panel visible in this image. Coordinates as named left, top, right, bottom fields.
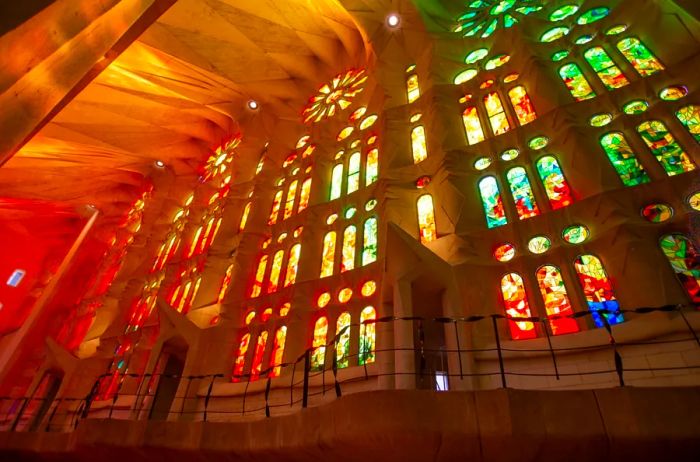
left=637, top=120, right=696, bottom=175
left=366, top=148, right=379, bottom=185
left=507, top=86, right=537, bottom=125
left=269, top=190, right=283, bottom=225
left=583, top=47, right=629, bottom=90
left=417, top=194, right=437, bottom=244
left=617, top=37, right=664, bottom=76
left=284, top=180, right=298, bottom=220
left=411, top=126, right=428, bottom=163
left=320, top=231, right=336, bottom=278
left=574, top=255, right=624, bottom=328
left=536, top=265, right=580, bottom=335
left=341, top=225, right=356, bottom=273
left=283, top=244, right=301, bottom=287
left=478, top=176, right=507, bottom=228
left=251, top=331, right=268, bottom=381
left=506, top=167, right=540, bottom=220
left=239, top=202, right=252, bottom=232
left=559, top=63, right=596, bottom=101
left=330, top=164, right=343, bottom=200
left=269, top=326, right=287, bottom=378
left=535, top=156, right=574, bottom=209
left=348, top=152, right=361, bottom=194
left=500, top=273, right=536, bottom=340
left=311, top=317, right=328, bottom=371
left=676, top=105, right=700, bottom=143
left=462, top=106, right=486, bottom=145
left=599, top=132, right=650, bottom=186
left=336, top=313, right=351, bottom=368
left=250, top=254, right=268, bottom=298
left=298, top=178, right=312, bottom=212
left=359, top=306, right=376, bottom=365
left=484, top=92, right=511, bottom=135
left=267, top=250, right=285, bottom=294
left=232, top=333, right=251, bottom=381
left=362, top=217, right=378, bottom=265
left=660, top=234, right=700, bottom=304
left=407, top=73, right=420, bottom=103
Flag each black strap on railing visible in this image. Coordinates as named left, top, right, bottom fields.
left=264, top=377, right=272, bottom=418
left=203, top=375, right=216, bottom=422
left=541, top=318, right=560, bottom=380
left=491, top=315, right=507, bottom=388
left=602, top=315, right=625, bottom=387
left=302, top=349, right=310, bottom=409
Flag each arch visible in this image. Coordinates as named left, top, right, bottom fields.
left=283, top=179, right=298, bottom=220
left=484, top=91, right=510, bottom=135
left=283, top=244, right=301, bottom=287
left=251, top=331, right=269, bottom=381
left=478, top=176, right=507, bottom=228
left=411, top=126, right=428, bottom=163
left=506, top=167, right=540, bottom=219
left=269, top=326, right=287, bottom=378
left=636, top=120, right=696, bottom=175
left=583, top=46, right=629, bottom=90
left=536, top=265, right=580, bottom=335
left=267, top=250, right=285, bottom=293
left=335, top=312, right=351, bottom=368
left=341, top=225, right=357, bottom=272
left=311, top=316, right=328, bottom=371
left=417, top=194, right=437, bottom=244
left=599, top=132, right=650, bottom=186
left=507, top=86, right=537, bottom=125
left=660, top=234, right=700, bottom=303
left=535, top=156, right=574, bottom=209
left=269, top=190, right=284, bottom=225
left=462, top=106, right=485, bottom=145
left=558, top=63, right=596, bottom=101
left=347, top=152, right=361, bottom=194
left=574, top=255, right=624, bottom=327
left=616, top=37, right=664, bottom=76
left=676, top=105, right=700, bottom=143
left=362, top=216, right=378, bottom=265
left=320, top=231, right=337, bottom=278
left=359, top=306, right=377, bottom=365
left=232, top=333, right=251, bottom=381
left=500, top=273, right=537, bottom=340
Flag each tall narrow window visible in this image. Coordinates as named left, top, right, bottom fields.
left=239, top=202, right=252, bottom=232
left=217, top=264, right=235, bottom=303
left=500, top=273, right=536, bottom=340
left=251, top=331, right=268, bottom=381
left=478, top=176, right=507, bottom=228
left=269, top=190, right=283, bottom=225
left=250, top=254, right=268, bottom=298
left=417, top=194, right=437, bottom=244
left=462, top=106, right=485, bottom=145
left=232, top=333, right=251, bottom=380
left=600, top=132, right=650, bottom=186
left=676, top=105, right=700, bottom=143
left=407, top=72, right=420, bottom=103
left=320, top=231, right=336, bottom=278
left=411, top=126, right=428, bottom=163
left=335, top=312, right=351, bottom=368
left=366, top=148, right=379, bottom=186
left=559, top=63, right=596, bottom=101
left=267, top=250, right=285, bottom=293
left=583, top=47, right=629, bottom=90
left=348, top=152, right=361, bottom=194
left=359, top=306, right=376, bottom=365
left=574, top=255, right=624, bottom=328
left=506, top=167, right=540, bottom=220
left=284, top=180, right=298, bottom=220
left=507, top=86, right=537, bottom=125
left=283, top=244, right=301, bottom=287
left=660, top=234, right=700, bottom=303
left=536, top=265, right=580, bottom=335
left=616, top=38, right=664, bottom=76
left=341, top=225, right=356, bottom=273
left=269, top=326, right=287, bottom=378
left=311, top=316, right=328, bottom=371
left=330, top=164, right=343, bottom=200
left=636, top=121, right=696, bottom=175
left=484, top=92, right=510, bottom=135
left=298, top=177, right=312, bottom=212
left=362, top=217, right=378, bottom=265
left=536, top=156, right=574, bottom=209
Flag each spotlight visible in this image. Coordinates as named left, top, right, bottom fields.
left=386, top=13, right=401, bottom=28
left=247, top=100, right=259, bottom=110
left=154, top=160, right=165, bottom=168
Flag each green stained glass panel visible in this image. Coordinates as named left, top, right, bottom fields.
left=676, top=105, right=700, bottom=143
left=599, top=132, right=650, bottom=186
left=623, top=100, right=649, bottom=115
left=577, top=7, right=609, bottom=25
left=549, top=4, right=579, bottom=21
left=541, top=26, right=570, bottom=42
left=637, top=120, right=696, bottom=176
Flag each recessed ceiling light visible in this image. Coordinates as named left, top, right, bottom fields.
left=387, top=13, right=401, bottom=28
left=154, top=160, right=165, bottom=168
left=247, top=100, right=259, bottom=110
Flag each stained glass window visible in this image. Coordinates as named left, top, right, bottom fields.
left=463, top=107, right=486, bottom=145
left=637, top=120, right=696, bottom=175
left=484, top=92, right=511, bottom=135
left=267, top=326, right=287, bottom=378
left=559, top=63, right=596, bottom=101
left=599, top=132, right=650, bottom=186
left=239, top=202, right=252, bottom=232
left=320, top=231, right=336, bottom=278
left=536, top=265, right=580, bottom=335
left=359, top=306, right=376, bottom=365
left=330, top=164, right=343, bottom=200
left=417, top=194, right=437, bottom=244
left=507, top=86, right=537, bottom=125
left=303, top=69, right=367, bottom=123
left=335, top=312, right=351, bottom=368
left=348, top=152, right=361, bottom=194
left=660, top=234, right=700, bottom=303
left=366, top=148, right=379, bottom=186
left=407, top=72, right=420, bottom=103
left=363, top=217, right=378, bottom=266
left=283, top=244, right=301, bottom=287
left=311, top=316, right=328, bottom=370
left=676, top=105, right=700, bottom=143
left=298, top=178, right=312, bottom=212
left=250, top=254, right=268, bottom=298
left=573, top=255, right=624, bottom=328
left=412, top=126, right=428, bottom=163
left=617, top=38, right=664, bottom=76
left=232, top=333, right=250, bottom=380
left=251, top=331, right=268, bottom=380
left=536, top=156, right=574, bottom=209
left=267, top=250, right=285, bottom=294
left=284, top=180, right=298, bottom=220
left=217, top=264, right=234, bottom=303
left=456, top=0, right=543, bottom=38
left=583, top=47, right=629, bottom=90
left=341, top=225, right=356, bottom=273
left=506, top=167, right=540, bottom=220
left=478, top=176, right=507, bottom=228
left=269, top=190, right=283, bottom=225
left=500, top=273, right=536, bottom=340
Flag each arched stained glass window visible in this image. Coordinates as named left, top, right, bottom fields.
left=660, top=234, right=700, bottom=303
left=574, top=255, right=624, bottom=327
left=536, top=265, right=580, bottom=335
left=335, top=312, right=351, bottom=368
left=341, top=225, right=357, bottom=273
left=536, top=156, right=574, bottom=209
left=269, top=327, right=287, bottom=378
left=478, top=176, right=507, bottom=228
left=507, top=86, right=537, bottom=126
left=411, top=126, right=428, bottom=163
left=600, top=132, right=650, bottom=186
left=583, top=47, right=629, bottom=90
left=284, top=180, right=298, bottom=220
left=362, top=217, right=378, bottom=265
left=269, top=190, right=283, bottom=225
left=330, top=164, right=343, bottom=200
left=366, top=148, right=379, bottom=186
left=500, top=273, right=536, bottom=340
left=251, top=331, right=268, bottom=381
left=506, top=167, right=540, bottom=220
left=559, top=63, right=596, bottom=101
left=250, top=254, right=268, bottom=298
left=359, top=306, right=376, bottom=365
left=283, top=244, right=301, bottom=287
left=676, top=105, right=700, bottom=143
left=267, top=250, right=285, bottom=293
left=636, top=121, right=696, bottom=175
left=217, top=264, right=234, bottom=304
left=617, top=37, right=664, bottom=76
left=462, top=106, right=485, bottom=145
left=239, top=202, right=252, bottom=232
left=347, top=152, right=361, bottom=194
left=298, top=178, right=312, bottom=212
left=320, top=231, right=336, bottom=278
left=232, top=333, right=251, bottom=381
left=484, top=92, right=511, bottom=135
left=311, top=316, right=328, bottom=371
left=417, top=194, right=437, bottom=244
left=407, top=72, right=420, bottom=103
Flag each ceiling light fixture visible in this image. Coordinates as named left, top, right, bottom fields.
left=247, top=100, right=259, bottom=110
left=386, top=13, right=401, bottom=28
left=154, top=160, right=165, bottom=168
